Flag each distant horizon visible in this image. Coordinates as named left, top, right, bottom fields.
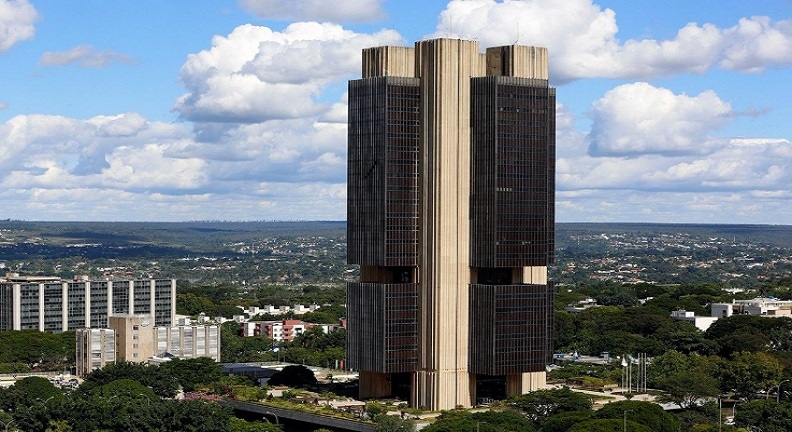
left=2, top=219, right=792, bottom=228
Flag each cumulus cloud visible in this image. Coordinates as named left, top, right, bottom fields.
left=174, top=22, right=401, bottom=123
left=432, top=0, right=792, bottom=82
left=0, top=101, right=7, bottom=110
left=548, top=78, right=792, bottom=223
left=39, top=45, right=134, bottom=68
left=238, top=0, right=385, bottom=22
left=587, top=82, right=732, bottom=157
left=0, top=0, right=37, bottom=52
left=0, top=106, right=350, bottom=221
left=0, top=113, right=195, bottom=184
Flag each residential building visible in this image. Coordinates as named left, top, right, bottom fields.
left=242, top=318, right=345, bottom=342
left=75, top=328, right=116, bottom=376
left=0, top=273, right=176, bottom=332
left=346, top=38, right=555, bottom=410
left=110, top=314, right=156, bottom=362
left=153, top=323, right=220, bottom=361
left=76, top=314, right=220, bottom=376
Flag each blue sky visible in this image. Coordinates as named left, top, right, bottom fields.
left=1, top=0, right=792, bottom=223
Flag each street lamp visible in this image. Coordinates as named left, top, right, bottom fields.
left=777, top=380, right=790, bottom=403
left=263, top=411, right=279, bottom=425
left=1, top=419, right=13, bottom=432
left=623, top=409, right=633, bottom=432
left=36, top=396, right=55, bottom=406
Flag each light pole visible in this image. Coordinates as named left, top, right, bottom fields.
left=137, top=393, right=153, bottom=405
left=263, top=411, right=279, bottom=425
left=623, top=409, right=633, bottom=432
left=718, top=396, right=722, bottom=432
left=1, top=419, right=13, bottom=432
left=36, top=396, right=55, bottom=406
left=777, top=380, right=790, bottom=403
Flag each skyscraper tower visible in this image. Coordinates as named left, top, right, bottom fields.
left=347, top=38, right=555, bottom=410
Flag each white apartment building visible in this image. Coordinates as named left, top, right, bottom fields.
left=0, top=273, right=176, bottom=332
left=75, top=328, right=116, bottom=376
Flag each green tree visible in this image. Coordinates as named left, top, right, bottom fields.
left=422, top=410, right=535, bottom=432
left=647, top=350, right=688, bottom=387
left=159, top=357, right=222, bottom=392
left=657, top=370, right=720, bottom=409
left=0, top=376, right=63, bottom=411
left=0, top=330, right=74, bottom=370
left=567, top=418, right=652, bottom=432
left=81, top=361, right=179, bottom=397
left=373, top=414, right=416, bottom=432
left=510, top=387, right=592, bottom=423
left=734, top=399, right=792, bottom=432
left=366, top=401, right=387, bottom=417
left=267, top=365, right=317, bottom=388
left=539, top=411, right=593, bottom=432
left=45, top=420, right=73, bottom=432
left=228, top=417, right=282, bottom=432
left=706, top=315, right=792, bottom=356
left=594, top=400, right=680, bottom=431
left=718, top=351, right=783, bottom=399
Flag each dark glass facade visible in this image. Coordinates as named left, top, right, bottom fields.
left=347, top=282, right=419, bottom=373
left=469, top=283, right=554, bottom=375
left=347, top=76, right=421, bottom=267
left=470, top=76, right=555, bottom=268
left=346, top=43, right=555, bottom=406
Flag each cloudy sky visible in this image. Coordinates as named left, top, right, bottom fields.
left=1, top=0, right=791, bottom=223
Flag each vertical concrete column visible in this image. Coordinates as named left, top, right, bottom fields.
left=85, top=281, right=91, bottom=329
left=415, top=38, right=482, bottom=410
left=37, top=283, right=44, bottom=331
left=61, top=282, right=68, bottom=331
left=506, top=371, right=547, bottom=396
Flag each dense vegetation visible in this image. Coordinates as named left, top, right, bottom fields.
left=0, top=331, right=75, bottom=373
left=0, top=359, right=282, bottom=432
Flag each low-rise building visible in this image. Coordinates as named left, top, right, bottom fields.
left=76, top=314, right=220, bottom=376
left=75, top=328, right=116, bottom=376
left=670, top=309, right=719, bottom=331
left=711, top=298, right=792, bottom=318
left=242, top=318, right=345, bottom=342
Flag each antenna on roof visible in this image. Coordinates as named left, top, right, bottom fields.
left=512, top=22, right=521, bottom=45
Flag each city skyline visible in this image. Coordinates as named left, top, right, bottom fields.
left=1, top=0, right=792, bottom=223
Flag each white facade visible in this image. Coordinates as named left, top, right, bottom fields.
left=0, top=273, right=176, bottom=332
left=711, top=298, right=792, bottom=318
left=670, top=310, right=719, bottom=331
left=75, top=328, right=116, bottom=376
left=76, top=318, right=221, bottom=376
left=154, top=324, right=221, bottom=362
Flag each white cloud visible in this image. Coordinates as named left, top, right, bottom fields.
left=39, top=45, right=134, bottom=68
left=720, top=16, right=792, bottom=72
left=0, top=107, right=350, bottom=221
left=0, top=0, right=37, bottom=52
left=587, top=82, right=732, bottom=156
left=174, top=22, right=401, bottom=123
left=433, top=0, right=792, bottom=81
left=0, top=100, right=7, bottom=110
left=238, top=0, right=385, bottom=22
left=93, top=113, right=148, bottom=137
